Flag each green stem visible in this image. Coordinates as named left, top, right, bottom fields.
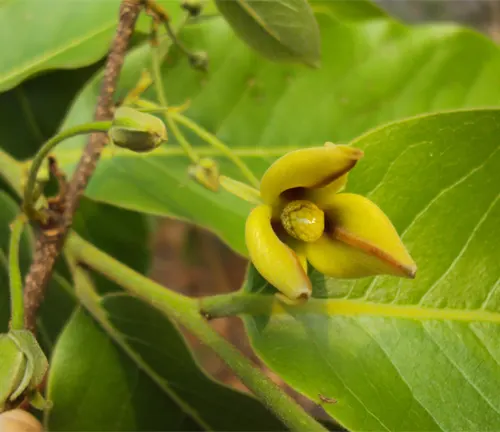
left=9, top=215, right=26, bottom=330
left=200, top=292, right=275, bottom=319
left=23, top=121, right=112, bottom=218
left=219, top=175, right=262, bottom=204
left=67, top=233, right=326, bottom=432
left=150, top=44, right=200, bottom=163
left=136, top=98, right=261, bottom=188
left=163, top=19, right=193, bottom=60
left=170, top=111, right=260, bottom=188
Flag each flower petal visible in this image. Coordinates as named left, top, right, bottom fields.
left=307, top=193, right=416, bottom=278
left=260, top=145, right=363, bottom=205
left=246, top=205, right=311, bottom=301
left=306, top=173, right=348, bottom=207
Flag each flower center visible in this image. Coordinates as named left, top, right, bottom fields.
left=280, top=200, right=325, bottom=242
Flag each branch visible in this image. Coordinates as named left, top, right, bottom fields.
left=23, top=0, right=143, bottom=332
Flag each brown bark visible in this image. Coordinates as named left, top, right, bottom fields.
left=23, top=0, right=143, bottom=331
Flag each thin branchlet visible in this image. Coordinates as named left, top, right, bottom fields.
left=23, top=0, right=143, bottom=332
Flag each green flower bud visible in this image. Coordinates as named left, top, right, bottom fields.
left=188, top=158, right=219, bottom=192
left=0, top=331, right=48, bottom=411
left=109, top=107, right=167, bottom=153
left=189, top=52, right=209, bottom=72
left=181, top=0, right=202, bottom=16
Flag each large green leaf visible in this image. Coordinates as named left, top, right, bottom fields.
left=309, top=0, right=386, bottom=21
left=47, top=293, right=283, bottom=430
left=46, top=306, right=202, bottom=431
left=0, top=65, right=101, bottom=160
left=54, top=11, right=500, bottom=254
left=243, top=110, right=500, bottom=431
left=214, top=0, right=321, bottom=67
left=0, top=0, right=183, bottom=92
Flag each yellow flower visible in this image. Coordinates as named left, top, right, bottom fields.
left=245, top=143, right=417, bottom=304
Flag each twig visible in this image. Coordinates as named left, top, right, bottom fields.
left=23, top=0, right=143, bottom=332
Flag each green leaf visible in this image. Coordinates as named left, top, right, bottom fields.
left=0, top=0, right=182, bottom=92
left=46, top=294, right=283, bottom=430
left=53, top=12, right=500, bottom=255
left=243, top=110, right=500, bottom=431
left=0, top=65, right=101, bottom=160
left=214, top=0, right=321, bottom=67
left=104, top=294, right=284, bottom=431
left=45, top=306, right=201, bottom=431
left=309, top=0, right=387, bottom=21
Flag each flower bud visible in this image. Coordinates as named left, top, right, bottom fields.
left=188, top=158, right=219, bottom=192
left=109, top=107, right=167, bottom=152
left=189, top=52, right=209, bottom=71
left=0, top=331, right=48, bottom=411
left=181, top=0, right=202, bottom=16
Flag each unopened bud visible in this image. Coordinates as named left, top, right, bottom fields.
left=189, top=52, right=208, bottom=71
left=181, top=0, right=202, bottom=16
left=109, top=107, right=167, bottom=153
left=188, top=158, right=219, bottom=192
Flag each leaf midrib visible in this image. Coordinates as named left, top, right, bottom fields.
left=270, top=297, right=500, bottom=323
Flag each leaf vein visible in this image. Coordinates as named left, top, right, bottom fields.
left=422, top=322, right=500, bottom=417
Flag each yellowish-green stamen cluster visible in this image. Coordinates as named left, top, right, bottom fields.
left=280, top=200, right=325, bottom=242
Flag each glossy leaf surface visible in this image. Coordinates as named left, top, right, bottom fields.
left=243, top=110, right=500, bottom=431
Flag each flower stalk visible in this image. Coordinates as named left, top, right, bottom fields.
left=23, top=121, right=111, bottom=221
left=134, top=96, right=260, bottom=188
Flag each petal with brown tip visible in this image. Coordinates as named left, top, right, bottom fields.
left=260, top=145, right=363, bottom=206
left=306, top=193, right=416, bottom=278
left=246, top=205, right=311, bottom=302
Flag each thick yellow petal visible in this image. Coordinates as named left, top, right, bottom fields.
left=260, top=145, right=363, bottom=205
left=307, top=193, right=416, bottom=278
left=306, top=173, right=348, bottom=207
left=246, top=205, right=311, bottom=301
